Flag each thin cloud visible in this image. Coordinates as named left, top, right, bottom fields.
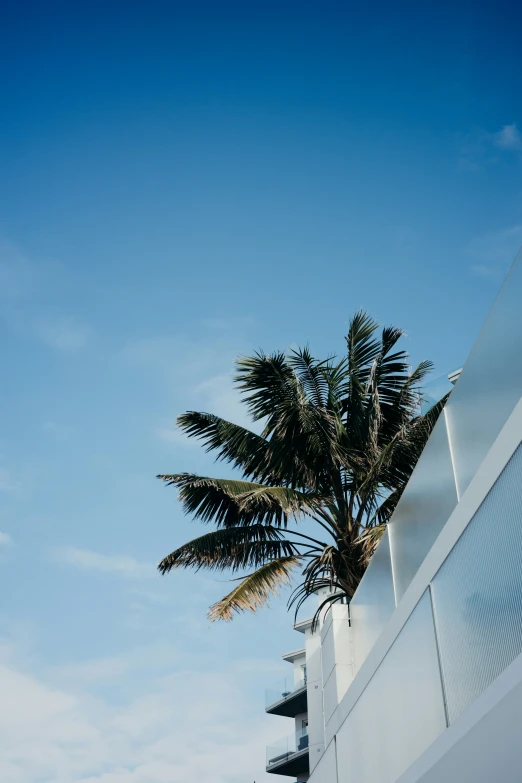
left=467, top=225, right=522, bottom=278
left=0, top=645, right=279, bottom=783
left=493, top=123, right=522, bottom=151
left=153, top=373, right=261, bottom=447
left=122, top=321, right=260, bottom=447
left=0, top=532, right=13, bottom=546
left=154, top=423, right=199, bottom=448
left=122, top=317, right=256, bottom=384
left=0, top=239, right=92, bottom=353
left=32, top=315, right=91, bottom=352
left=471, top=264, right=504, bottom=278
left=52, top=645, right=182, bottom=687
left=52, top=547, right=154, bottom=579
left=194, top=373, right=255, bottom=429
left=0, top=467, right=21, bottom=495
left=42, top=420, right=74, bottom=440
left=458, top=123, right=522, bottom=170
left=0, top=240, right=35, bottom=302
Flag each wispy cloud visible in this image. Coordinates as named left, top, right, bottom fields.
left=154, top=372, right=259, bottom=447
left=0, top=640, right=278, bottom=783
left=52, top=547, right=154, bottom=579
left=467, top=224, right=522, bottom=277
left=458, top=122, right=522, bottom=170
left=0, top=239, right=91, bottom=353
left=201, top=315, right=255, bottom=331
left=154, top=424, right=199, bottom=447
left=42, top=420, right=74, bottom=440
left=51, top=645, right=182, bottom=687
left=0, top=241, right=35, bottom=302
left=0, top=467, right=21, bottom=495
left=123, top=319, right=261, bottom=448
left=32, top=315, right=91, bottom=352
left=194, top=373, right=254, bottom=428
left=471, top=264, right=503, bottom=278
left=0, top=532, right=12, bottom=547
left=493, top=123, right=522, bottom=151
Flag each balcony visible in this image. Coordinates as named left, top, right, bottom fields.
left=266, top=727, right=309, bottom=777
left=265, top=675, right=307, bottom=717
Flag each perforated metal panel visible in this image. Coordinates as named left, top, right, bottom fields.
left=336, top=591, right=446, bottom=783
left=350, top=529, right=396, bottom=673
left=432, top=443, right=522, bottom=723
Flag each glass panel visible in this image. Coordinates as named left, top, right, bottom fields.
left=350, top=529, right=396, bottom=673
left=265, top=674, right=307, bottom=709
left=266, top=726, right=309, bottom=768
left=444, top=248, right=522, bottom=497
left=336, top=591, right=446, bottom=783
left=388, top=414, right=458, bottom=602
left=431, top=443, right=522, bottom=723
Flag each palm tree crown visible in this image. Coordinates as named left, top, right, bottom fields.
left=157, top=312, right=444, bottom=622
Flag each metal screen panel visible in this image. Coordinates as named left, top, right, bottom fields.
left=336, top=591, right=446, bottom=783
left=432, top=443, right=522, bottom=723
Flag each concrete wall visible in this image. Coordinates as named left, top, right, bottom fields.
left=291, top=651, right=307, bottom=687
left=307, top=736, right=338, bottom=783
left=304, top=626, right=324, bottom=773
left=320, top=604, right=353, bottom=745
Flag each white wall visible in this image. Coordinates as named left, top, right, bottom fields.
left=292, top=652, right=307, bottom=687
left=304, top=626, right=324, bottom=773
left=307, top=736, right=338, bottom=783
left=320, top=603, right=353, bottom=738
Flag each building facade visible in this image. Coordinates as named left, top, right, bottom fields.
left=264, top=247, right=522, bottom=783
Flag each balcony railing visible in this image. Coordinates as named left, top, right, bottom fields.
left=265, top=675, right=306, bottom=709
left=266, top=726, right=309, bottom=770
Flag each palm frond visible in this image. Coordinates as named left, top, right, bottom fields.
left=311, top=591, right=348, bottom=632
left=288, top=347, right=331, bottom=408
left=235, top=351, right=296, bottom=423
left=236, top=351, right=342, bottom=469
left=176, top=412, right=272, bottom=481
left=354, top=524, right=386, bottom=565
left=208, top=556, right=301, bottom=621
left=158, top=525, right=298, bottom=574
left=157, top=474, right=266, bottom=526
left=345, top=310, right=381, bottom=380
left=287, top=577, right=345, bottom=624
left=157, top=473, right=324, bottom=528
left=364, top=487, right=403, bottom=528
left=237, top=485, right=323, bottom=519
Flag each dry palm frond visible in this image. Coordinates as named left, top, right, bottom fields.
left=208, top=556, right=301, bottom=622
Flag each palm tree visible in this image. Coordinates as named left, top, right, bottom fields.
left=157, top=312, right=444, bottom=623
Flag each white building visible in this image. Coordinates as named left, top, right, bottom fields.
left=264, top=247, right=522, bottom=783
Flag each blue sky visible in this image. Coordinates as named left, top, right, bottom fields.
left=1, top=1, right=521, bottom=780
